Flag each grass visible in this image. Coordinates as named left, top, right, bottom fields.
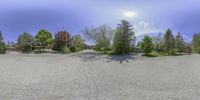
left=143, top=51, right=189, bottom=57
left=97, top=50, right=113, bottom=55
left=143, top=51, right=168, bottom=57
left=97, top=50, right=188, bottom=58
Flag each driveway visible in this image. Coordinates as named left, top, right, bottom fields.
left=0, top=50, right=200, bottom=100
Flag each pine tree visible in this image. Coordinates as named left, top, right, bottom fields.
left=192, top=33, right=200, bottom=53
left=140, top=35, right=153, bottom=55
left=164, top=29, right=175, bottom=55
left=0, top=31, right=3, bottom=42
left=175, top=32, right=185, bottom=53
left=0, top=31, right=6, bottom=54
left=113, top=20, right=136, bottom=54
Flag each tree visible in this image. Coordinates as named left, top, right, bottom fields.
left=35, top=29, right=53, bottom=48
left=152, top=33, right=164, bottom=52
left=6, top=41, right=16, bottom=48
left=113, top=20, right=136, bottom=54
left=0, top=31, right=6, bottom=54
left=0, top=42, right=6, bottom=54
left=17, top=32, right=34, bottom=52
left=0, top=32, right=6, bottom=54
left=0, top=31, right=3, bottom=43
left=82, top=24, right=113, bottom=51
left=192, top=33, right=200, bottom=53
left=140, top=35, right=153, bottom=55
left=53, top=31, right=71, bottom=51
left=185, top=45, right=192, bottom=55
left=73, top=34, right=85, bottom=52
left=164, top=29, right=175, bottom=55
left=175, top=32, right=185, bottom=53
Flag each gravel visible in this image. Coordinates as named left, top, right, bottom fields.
left=0, top=50, right=200, bottom=100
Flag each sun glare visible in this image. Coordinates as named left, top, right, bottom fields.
left=124, top=11, right=137, bottom=18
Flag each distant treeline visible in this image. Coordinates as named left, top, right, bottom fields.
left=1, top=20, right=200, bottom=56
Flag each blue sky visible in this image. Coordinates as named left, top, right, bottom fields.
left=0, top=0, right=200, bottom=42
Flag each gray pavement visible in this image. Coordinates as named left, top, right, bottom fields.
left=0, top=50, right=200, bottom=100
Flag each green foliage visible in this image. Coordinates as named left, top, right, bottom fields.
left=152, top=33, right=165, bottom=52
left=0, top=31, right=3, bottom=42
left=140, top=35, right=153, bottom=55
left=164, top=29, right=175, bottom=55
left=113, top=20, right=136, bottom=54
left=70, top=46, right=76, bottom=52
left=73, top=34, right=85, bottom=52
left=35, top=29, right=53, bottom=47
left=82, top=24, right=113, bottom=51
left=175, top=32, right=185, bottom=53
left=0, top=31, right=6, bottom=54
left=95, top=36, right=111, bottom=51
left=144, top=51, right=168, bottom=57
left=192, top=33, right=200, bottom=54
left=17, top=32, right=34, bottom=52
left=157, top=40, right=166, bottom=52
left=61, top=47, right=71, bottom=54
left=0, top=42, right=6, bottom=54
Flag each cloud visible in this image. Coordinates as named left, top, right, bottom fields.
left=133, top=21, right=165, bottom=37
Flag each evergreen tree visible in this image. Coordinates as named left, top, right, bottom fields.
left=152, top=33, right=164, bottom=52
left=192, top=33, right=200, bottom=53
left=175, top=32, right=185, bottom=53
left=0, top=31, right=6, bottom=54
left=164, top=29, right=175, bottom=55
left=0, top=31, right=3, bottom=42
left=113, top=20, right=136, bottom=54
left=140, top=35, right=153, bottom=55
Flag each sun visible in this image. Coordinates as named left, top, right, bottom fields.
left=124, top=11, right=137, bottom=18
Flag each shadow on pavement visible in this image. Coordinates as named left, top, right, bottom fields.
left=70, top=50, right=137, bottom=63
left=104, top=54, right=136, bottom=63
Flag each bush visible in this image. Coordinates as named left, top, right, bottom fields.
left=168, top=49, right=177, bottom=55
left=70, top=46, right=76, bottom=52
left=0, top=42, right=6, bottom=54
left=61, top=47, right=71, bottom=54
left=140, top=35, right=153, bottom=55
left=143, top=51, right=168, bottom=57
left=113, top=20, right=136, bottom=54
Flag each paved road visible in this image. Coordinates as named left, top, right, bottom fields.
left=0, top=50, right=200, bottom=100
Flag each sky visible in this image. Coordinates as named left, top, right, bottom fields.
left=0, top=0, right=200, bottom=43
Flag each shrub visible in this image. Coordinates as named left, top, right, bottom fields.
left=70, top=46, right=76, bottom=52
left=61, top=47, right=71, bottom=54
left=140, top=35, right=153, bottom=55
left=0, top=42, right=6, bottom=54
left=169, top=49, right=178, bottom=55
